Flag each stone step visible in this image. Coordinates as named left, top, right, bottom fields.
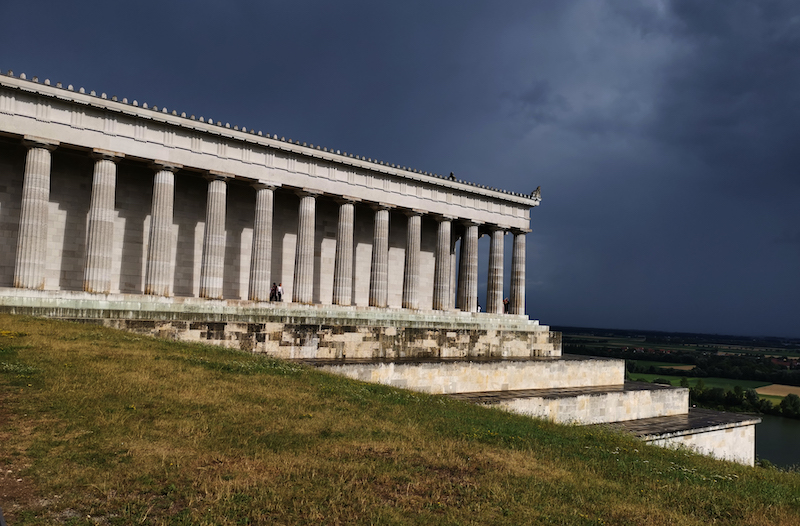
left=446, top=381, right=688, bottom=424
left=602, top=408, right=761, bottom=466
left=307, top=354, right=624, bottom=394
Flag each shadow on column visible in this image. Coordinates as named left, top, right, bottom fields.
left=173, top=174, right=205, bottom=297
left=222, top=182, right=253, bottom=299
left=313, top=198, right=337, bottom=305
left=53, top=150, right=93, bottom=291
left=0, top=139, right=25, bottom=287
left=116, top=163, right=150, bottom=294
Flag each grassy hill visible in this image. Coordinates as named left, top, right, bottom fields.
left=1, top=314, right=799, bottom=525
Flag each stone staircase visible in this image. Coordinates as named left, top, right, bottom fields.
left=303, top=353, right=759, bottom=465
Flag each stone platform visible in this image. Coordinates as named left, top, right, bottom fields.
left=309, top=355, right=622, bottom=394
left=446, top=381, right=688, bottom=424
left=604, top=408, right=761, bottom=466
left=0, top=289, right=561, bottom=359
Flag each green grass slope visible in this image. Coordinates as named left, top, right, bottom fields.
left=0, top=314, right=798, bottom=525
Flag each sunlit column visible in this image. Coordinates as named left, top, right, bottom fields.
left=199, top=173, right=228, bottom=299
left=292, top=190, right=317, bottom=304
left=369, top=205, right=390, bottom=308
left=432, top=216, right=452, bottom=311
left=509, top=229, right=527, bottom=315
left=83, top=150, right=122, bottom=294
left=248, top=183, right=276, bottom=302
left=14, top=136, right=58, bottom=290
left=486, top=227, right=505, bottom=314
left=402, top=211, right=422, bottom=310
left=144, top=162, right=181, bottom=296
left=332, top=198, right=356, bottom=306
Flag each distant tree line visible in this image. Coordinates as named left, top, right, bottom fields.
left=678, top=378, right=800, bottom=420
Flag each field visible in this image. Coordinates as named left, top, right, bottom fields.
left=1, top=315, right=799, bottom=525
left=756, top=384, right=800, bottom=397
left=627, top=373, right=771, bottom=391
left=631, top=360, right=696, bottom=371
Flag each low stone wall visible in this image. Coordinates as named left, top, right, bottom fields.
left=0, top=289, right=561, bottom=359
left=646, top=422, right=758, bottom=466
left=318, top=355, right=623, bottom=394
left=491, top=385, right=689, bottom=424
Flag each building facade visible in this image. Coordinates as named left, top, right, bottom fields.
left=0, top=72, right=538, bottom=315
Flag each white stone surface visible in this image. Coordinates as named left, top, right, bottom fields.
left=493, top=388, right=689, bottom=424
left=320, top=357, right=622, bottom=395
left=646, top=422, right=758, bottom=466
left=83, top=154, right=119, bottom=294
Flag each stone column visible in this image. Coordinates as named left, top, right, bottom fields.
left=432, top=216, right=452, bottom=311
left=292, top=191, right=316, bottom=304
left=14, top=137, right=58, bottom=290
left=83, top=150, right=122, bottom=294
left=199, top=173, right=228, bottom=299
left=449, top=234, right=458, bottom=310
left=456, top=221, right=479, bottom=312
left=369, top=205, right=390, bottom=308
left=144, top=162, right=181, bottom=296
left=509, top=230, right=527, bottom=315
left=402, top=211, right=422, bottom=310
left=248, top=183, right=276, bottom=302
left=487, top=227, right=505, bottom=314
left=332, top=198, right=356, bottom=306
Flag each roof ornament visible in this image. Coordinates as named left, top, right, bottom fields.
left=531, top=186, right=541, bottom=201
left=449, top=172, right=456, bottom=181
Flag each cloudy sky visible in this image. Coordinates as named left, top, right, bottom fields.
left=3, top=0, right=799, bottom=337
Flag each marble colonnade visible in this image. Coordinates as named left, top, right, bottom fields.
left=11, top=139, right=528, bottom=314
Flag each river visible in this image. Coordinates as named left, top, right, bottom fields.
left=755, top=414, right=800, bottom=468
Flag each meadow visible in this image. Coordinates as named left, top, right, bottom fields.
left=1, top=314, right=799, bottom=525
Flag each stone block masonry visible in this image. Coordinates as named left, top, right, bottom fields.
left=0, top=289, right=561, bottom=360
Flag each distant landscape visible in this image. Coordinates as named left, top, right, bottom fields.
left=555, top=326, right=800, bottom=419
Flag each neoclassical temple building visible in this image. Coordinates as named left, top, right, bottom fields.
left=0, top=70, right=558, bottom=358
left=0, top=72, right=760, bottom=465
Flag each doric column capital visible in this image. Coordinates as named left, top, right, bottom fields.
left=22, top=135, right=58, bottom=151
left=252, top=181, right=279, bottom=191
left=370, top=202, right=394, bottom=212
left=403, top=208, right=425, bottom=218
left=485, top=223, right=510, bottom=233
left=511, top=227, right=532, bottom=235
left=206, top=170, right=233, bottom=182
left=295, top=188, right=320, bottom=199
left=459, top=219, right=483, bottom=227
left=335, top=195, right=360, bottom=205
left=433, top=214, right=455, bottom=222
left=91, top=148, right=124, bottom=162
left=151, top=160, right=182, bottom=172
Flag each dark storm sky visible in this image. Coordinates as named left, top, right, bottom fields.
left=2, top=0, right=799, bottom=337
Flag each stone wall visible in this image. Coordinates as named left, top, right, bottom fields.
left=319, top=355, right=618, bottom=394
left=492, top=386, right=689, bottom=424
left=0, top=289, right=561, bottom=360
left=646, top=422, right=758, bottom=466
